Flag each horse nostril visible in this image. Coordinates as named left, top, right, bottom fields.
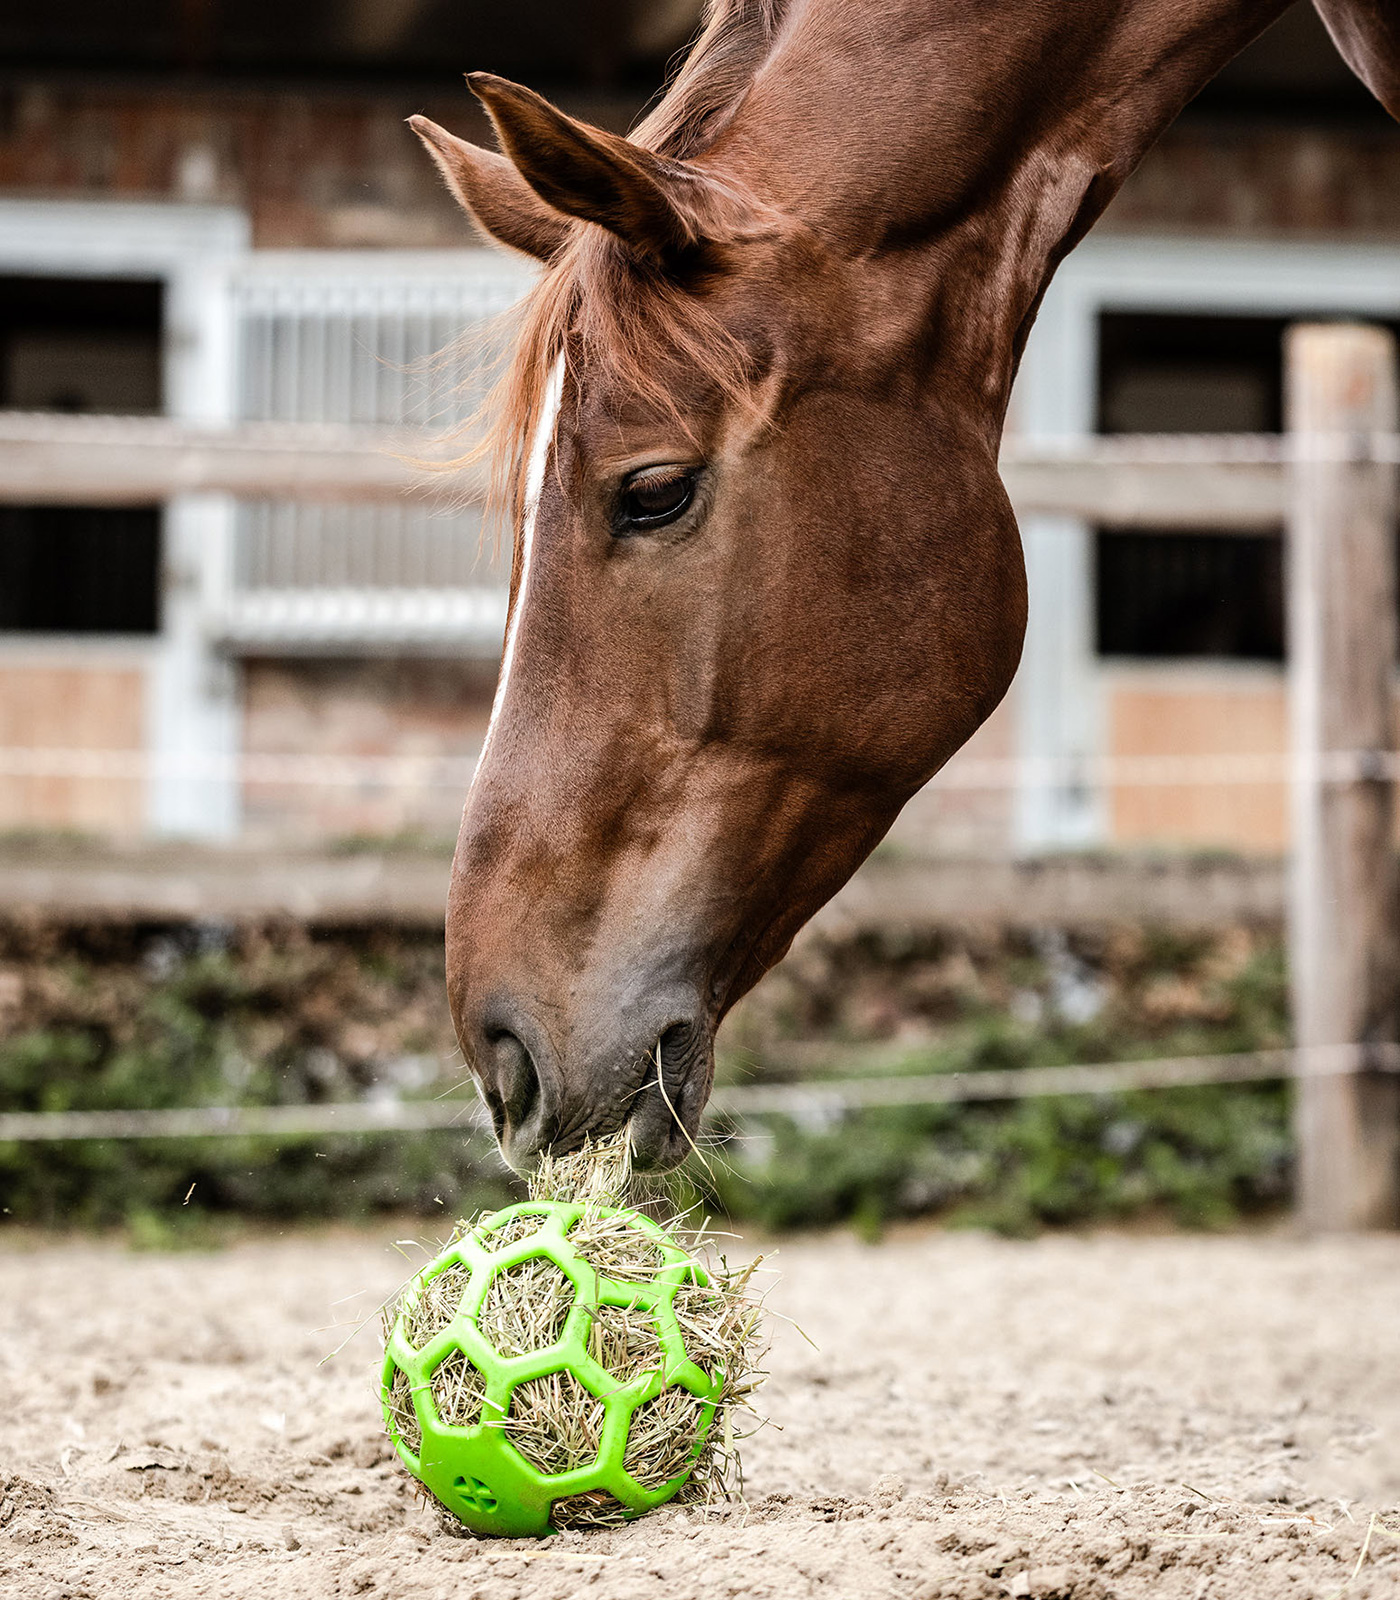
left=486, top=1027, right=541, bottom=1135
left=654, top=1022, right=695, bottom=1102
left=626, top=1017, right=708, bottom=1172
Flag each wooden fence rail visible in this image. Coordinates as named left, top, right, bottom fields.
left=6, top=408, right=1396, bottom=527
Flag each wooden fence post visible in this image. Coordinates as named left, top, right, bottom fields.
left=1287, top=322, right=1400, bottom=1230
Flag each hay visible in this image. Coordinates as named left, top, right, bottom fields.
left=429, top=1347, right=487, bottom=1428
left=383, top=1132, right=768, bottom=1531
left=505, top=1370, right=608, bottom=1475
left=587, top=1301, right=663, bottom=1378
left=624, top=1387, right=711, bottom=1490
left=385, top=1364, right=421, bottom=1456
left=401, top=1262, right=471, bottom=1350
left=547, top=1490, right=630, bottom=1529
left=478, top=1256, right=574, bottom=1355
left=659, top=1246, right=768, bottom=1512
left=549, top=1139, right=769, bottom=1523
left=480, top=1212, right=547, bottom=1250
left=528, top=1133, right=638, bottom=1207
left=568, top=1211, right=667, bottom=1281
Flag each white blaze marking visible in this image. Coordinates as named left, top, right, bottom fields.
left=471, top=356, right=565, bottom=788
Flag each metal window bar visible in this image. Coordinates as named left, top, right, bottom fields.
left=225, top=256, right=532, bottom=650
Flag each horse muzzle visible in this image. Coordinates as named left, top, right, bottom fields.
left=468, top=987, right=712, bottom=1174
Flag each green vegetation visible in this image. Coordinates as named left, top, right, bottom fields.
left=701, top=1077, right=1290, bottom=1239
left=0, top=919, right=1293, bottom=1238
left=700, top=924, right=1293, bottom=1236
left=0, top=923, right=512, bottom=1235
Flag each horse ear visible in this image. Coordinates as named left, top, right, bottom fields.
left=465, top=72, right=755, bottom=262
left=409, top=115, right=571, bottom=263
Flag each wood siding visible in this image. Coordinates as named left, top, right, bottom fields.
left=0, top=654, right=147, bottom=834
left=1108, top=667, right=1288, bottom=851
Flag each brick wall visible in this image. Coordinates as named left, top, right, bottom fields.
left=0, top=79, right=640, bottom=248
left=240, top=656, right=497, bottom=841
left=1, top=80, right=1398, bottom=248
left=0, top=650, right=148, bottom=834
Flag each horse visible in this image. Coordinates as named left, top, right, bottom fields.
left=409, top=0, right=1400, bottom=1171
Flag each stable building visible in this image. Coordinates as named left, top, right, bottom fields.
left=0, top=3, right=1397, bottom=853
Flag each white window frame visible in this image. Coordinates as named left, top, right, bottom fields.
left=0, top=198, right=251, bottom=839
left=1012, top=233, right=1400, bottom=851
left=220, top=247, right=530, bottom=656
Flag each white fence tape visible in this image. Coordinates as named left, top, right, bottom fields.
left=3, top=1043, right=1396, bottom=1144
left=2, top=747, right=1398, bottom=793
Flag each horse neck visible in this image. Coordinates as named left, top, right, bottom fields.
left=707, top=0, right=1292, bottom=418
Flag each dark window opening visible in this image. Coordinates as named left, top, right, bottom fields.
left=0, top=276, right=164, bottom=634
left=0, top=275, right=163, bottom=414
left=0, top=505, right=161, bottom=635
left=1094, top=310, right=1400, bottom=662
left=1098, top=311, right=1289, bottom=436
left=1096, top=531, right=1284, bottom=662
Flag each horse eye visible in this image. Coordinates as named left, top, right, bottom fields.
left=614, top=466, right=697, bottom=534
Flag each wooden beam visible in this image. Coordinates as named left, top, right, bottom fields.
left=1287, top=323, right=1400, bottom=1231
left=1000, top=439, right=1287, bottom=529
left=0, top=412, right=1300, bottom=525
left=0, top=413, right=480, bottom=505
left=0, top=840, right=1284, bottom=928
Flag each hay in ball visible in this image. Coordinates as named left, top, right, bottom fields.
left=380, top=1136, right=766, bottom=1537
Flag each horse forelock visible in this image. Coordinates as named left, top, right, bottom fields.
left=481, top=230, right=756, bottom=572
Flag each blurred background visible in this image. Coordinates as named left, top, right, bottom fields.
left=0, top=2, right=1397, bottom=1239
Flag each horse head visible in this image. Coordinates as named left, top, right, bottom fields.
left=411, top=0, right=1398, bottom=1170
left=412, top=61, right=1028, bottom=1169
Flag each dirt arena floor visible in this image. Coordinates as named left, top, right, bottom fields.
left=2, top=1221, right=1397, bottom=1600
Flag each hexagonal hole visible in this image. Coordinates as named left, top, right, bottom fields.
left=671, top=1271, right=753, bottom=1381
left=504, top=1371, right=605, bottom=1476
left=399, top=1261, right=471, bottom=1351
left=384, top=1363, right=421, bottom=1457
left=568, top=1213, right=667, bottom=1281
left=428, top=1346, right=488, bottom=1429
left=477, top=1256, right=575, bottom=1357
left=587, top=1301, right=663, bottom=1383
left=480, top=1212, right=547, bottom=1251
left=551, top=1489, right=634, bottom=1530
left=622, top=1389, right=708, bottom=1490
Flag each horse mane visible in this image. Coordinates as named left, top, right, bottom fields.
left=476, top=0, right=786, bottom=548
left=632, top=0, right=788, bottom=160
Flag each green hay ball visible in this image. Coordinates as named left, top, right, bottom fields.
left=380, top=1199, right=725, bottom=1537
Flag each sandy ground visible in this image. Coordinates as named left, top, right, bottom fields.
left=2, top=1222, right=1398, bottom=1600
